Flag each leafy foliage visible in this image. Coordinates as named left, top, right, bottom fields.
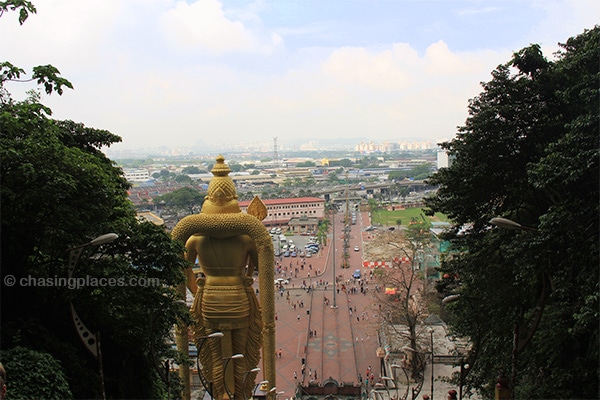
left=1, top=90, right=190, bottom=398
left=426, top=27, right=599, bottom=399
left=1, top=10, right=190, bottom=395
left=154, top=186, right=205, bottom=215
left=0, top=0, right=36, bottom=25
left=1, top=346, right=73, bottom=400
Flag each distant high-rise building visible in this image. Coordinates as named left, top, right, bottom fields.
left=437, top=149, right=452, bottom=170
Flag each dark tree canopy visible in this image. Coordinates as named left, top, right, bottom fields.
left=426, top=27, right=599, bottom=399
left=1, top=5, right=189, bottom=397
left=0, top=91, right=190, bottom=399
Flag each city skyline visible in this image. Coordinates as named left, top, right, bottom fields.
left=2, top=0, right=598, bottom=154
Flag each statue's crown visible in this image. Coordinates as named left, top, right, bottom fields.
left=202, top=155, right=240, bottom=214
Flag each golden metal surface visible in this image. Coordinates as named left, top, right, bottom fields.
left=172, top=156, right=275, bottom=400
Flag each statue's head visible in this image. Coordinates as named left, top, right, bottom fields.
left=202, top=155, right=240, bottom=214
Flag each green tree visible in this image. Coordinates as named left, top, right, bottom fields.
left=1, top=92, right=189, bottom=399
left=388, top=170, right=409, bottom=181
left=154, top=186, right=204, bottom=215
left=425, top=27, right=599, bottom=399
left=1, top=7, right=189, bottom=397
left=181, top=165, right=202, bottom=174
left=174, top=173, right=193, bottom=184
left=338, top=158, right=354, bottom=168
left=1, top=347, right=73, bottom=400
left=408, top=163, right=433, bottom=180
left=327, top=171, right=339, bottom=183
left=303, top=175, right=316, bottom=187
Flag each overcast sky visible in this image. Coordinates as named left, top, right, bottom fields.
left=2, top=0, right=598, bottom=154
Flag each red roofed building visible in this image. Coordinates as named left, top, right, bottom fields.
left=238, top=197, right=325, bottom=229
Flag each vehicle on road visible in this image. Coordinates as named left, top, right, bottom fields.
left=353, top=269, right=362, bottom=279
left=354, top=246, right=360, bottom=251
left=365, top=226, right=376, bottom=231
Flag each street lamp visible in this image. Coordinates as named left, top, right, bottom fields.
left=429, top=329, right=435, bottom=400
left=371, top=388, right=386, bottom=400
left=68, top=233, right=118, bottom=400
left=442, top=294, right=481, bottom=400
left=459, top=359, right=470, bottom=400
left=382, top=376, right=398, bottom=399
left=331, top=205, right=338, bottom=308
left=242, top=367, right=261, bottom=399
left=223, top=353, right=244, bottom=400
left=489, top=217, right=536, bottom=231
left=489, top=216, right=548, bottom=399
left=196, top=332, right=224, bottom=400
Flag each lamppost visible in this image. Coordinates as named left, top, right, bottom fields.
left=68, top=232, right=118, bottom=400
left=458, top=359, right=470, bottom=400
left=429, top=329, right=434, bottom=400
left=242, top=367, right=261, bottom=399
left=371, top=388, right=386, bottom=400
left=489, top=217, right=536, bottom=232
left=442, top=294, right=481, bottom=400
left=150, top=299, right=187, bottom=400
left=382, top=376, right=398, bottom=399
left=223, top=353, right=244, bottom=400
left=196, top=332, right=224, bottom=400
left=489, top=216, right=547, bottom=399
left=331, top=205, right=338, bottom=308
left=375, top=382, right=390, bottom=399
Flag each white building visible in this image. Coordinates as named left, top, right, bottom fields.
left=124, top=169, right=150, bottom=182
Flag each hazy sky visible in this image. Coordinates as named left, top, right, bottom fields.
left=2, top=0, right=598, bottom=153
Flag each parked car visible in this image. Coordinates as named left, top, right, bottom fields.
left=283, top=251, right=290, bottom=257
left=291, top=251, right=297, bottom=257
left=365, top=226, right=376, bottom=231
left=353, top=269, right=362, bottom=279
left=274, top=278, right=289, bottom=285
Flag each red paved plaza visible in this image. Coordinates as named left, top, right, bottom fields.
left=257, top=211, right=382, bottom=400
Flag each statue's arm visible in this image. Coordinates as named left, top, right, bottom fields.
left=244, top=235, right=259, bottom=277
left=184, top=236, right=201, bottom=295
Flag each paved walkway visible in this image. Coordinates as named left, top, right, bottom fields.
left=259, top=210, right=382, bottom=400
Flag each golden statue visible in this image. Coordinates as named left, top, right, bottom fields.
left=172, top=156, right=275, bottom=400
